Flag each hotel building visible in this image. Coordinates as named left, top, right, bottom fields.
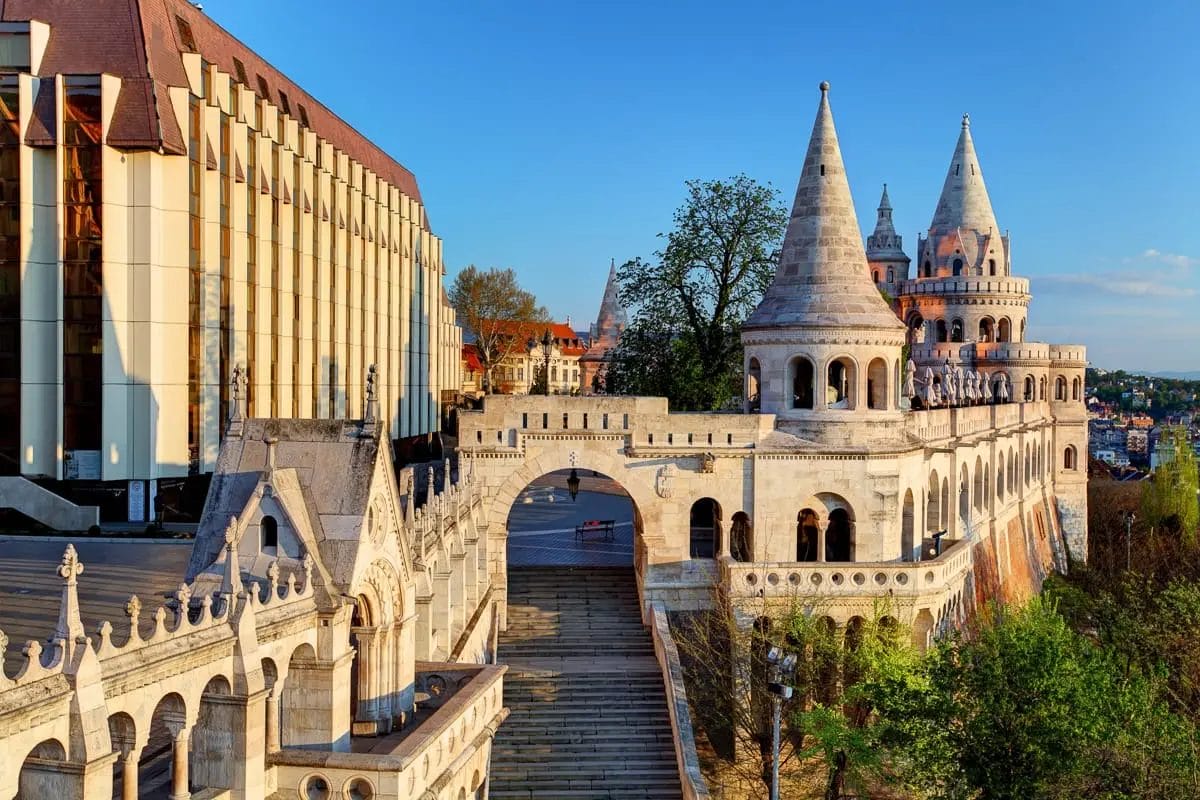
left=0, top=1, right=462, bottom=511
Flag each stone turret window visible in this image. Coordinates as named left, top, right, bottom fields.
left=887, top=268, right=894, bottom=283
left=923, top=260, right=932, bottom=277
left=998, top=317, right=1011, bottom=342
left=979, top=318, right=994, bottom=342
left=826, top=358, right=855, bottom=409
left=867, top=358, right=888, bottom=410
left=789, top=357, right=814, bottom=410
left=952, top=258, right=963, bottom=276
left=1063, top=446, right=1077, bottom=470
left=936, top=320, right=948, bottom=343
left=951, top=319, right=964, bottom=343
left=820, top=165, right=825, bottom=176
left=1055, top=376, right=1067, bottom=401
left=747, top=358, right=762, bottom=412
left=261, top=515, right=278, bottom=550
left=988, top=258, right=997, bottom=276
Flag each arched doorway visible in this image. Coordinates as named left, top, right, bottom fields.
left=689, top=498, right=721, bottom=559
left=730, top=512, right=752, bottom=562
left=506, top=469, right=637, bottom=568
left=192, top=675, right=235, bottom=791
left=926, top=471, right=940, bottom=533
left=789, top=356, right=814, bottom=410
left=747, top=358, right=762, bottom=412
left=900, top=490, right=914, bottom=562
left=796, top=508, right=820, bottom=562
left=825, top=508, right=853, bottom=562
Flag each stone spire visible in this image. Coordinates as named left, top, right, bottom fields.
left=53, top=544, right=85, bottom=644
left=744, top=82, right=903, bottom=332
left=929, top=114, right=1000, bottom=238
left=595, top=259, right=626, bottom=334
left=919, top=113, right=1007, bottom=275
left=865, top=184, right=908, bottom=261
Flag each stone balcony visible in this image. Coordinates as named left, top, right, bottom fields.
left=720, top=538, right=973, bottom=622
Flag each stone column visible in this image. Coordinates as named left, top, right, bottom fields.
left=817, top=517, right=826, bottom=563
left=169, top=728, right=190, bottom=800
left=431, top=568, right=452, bottom=657
left=120, top=749, right=139, bottom=800
left=265, top=691, right=280, bottom=753
left=450, top=549, right=468, bottom=638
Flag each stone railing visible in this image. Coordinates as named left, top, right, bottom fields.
left=906, top=402, right=1050, bottom=443
left=648, top=603, right=711, bottom=800
left=899, top=276, right=1030, bottom=297
left=722, top=538, right=972, bottom=602
left=270, top=662, right=507, bottom=800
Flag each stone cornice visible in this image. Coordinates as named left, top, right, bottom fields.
left=741, top=329, right=905, bottom=347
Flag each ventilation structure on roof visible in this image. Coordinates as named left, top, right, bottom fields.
left=277, top=89, right=290, bottom=116
left=232, top=57, right=248, bottom=86
left=256, top=74, right=270, bottom=100
left=175, top=16, right=196, bottom=52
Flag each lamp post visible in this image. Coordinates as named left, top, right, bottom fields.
left=1125, top=510, right=1136, bottom=572
left=567, top=468, right=580, bottom=501
left=527, top=329, right=553, bottom=396
left=765, top=645, right=798, bottom=800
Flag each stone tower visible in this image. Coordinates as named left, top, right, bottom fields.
left=865, top=184, right=910, bottom=303
left=579, top=259, right=627, bottom=393
left=742, top=82, right=906, bottom=444
left=901, top=114, right=1030, bottom=348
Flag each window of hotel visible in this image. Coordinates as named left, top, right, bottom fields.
left=328, top=159, right=339, bottom=416
left=312, top=157, right=321, bottom=417
left=256, top=75, right=270, bottom=102
left=63, top=77, right=103, bottom=459
left=0, top=76, right=18, bottom=474
left=0, top=29, right=30, bottom=72
left=175, top=16, right=197, bottom=52
left=277, top=89, right=291, bottom=116
left=232, top=57, right=248, bottom=87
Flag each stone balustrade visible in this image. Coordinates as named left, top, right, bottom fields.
left=899, top=276, right=1031, bottom=297
left=905, top=402, right=1051, bottom=443
left=722, top=538, right=972, bottom=603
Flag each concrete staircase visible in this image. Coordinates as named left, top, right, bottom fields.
left=490, top=566, right=682, bottom=800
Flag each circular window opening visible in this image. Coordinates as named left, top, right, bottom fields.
left=347, top=778, right=375, bottom=800
left=767, top=572, right=780, bottom=586
left=852, top=572, right=866, bottom=586
left=304, top=775, right=331, bottom=800
left=830, top=573, right=844, bottom=585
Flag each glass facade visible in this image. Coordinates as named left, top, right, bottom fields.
left=246, top=129, right=258, bottom=416
left=219, top=114, right=232, bottom=430
left=62, top=76, right=103, bottom=456
left=292, top=158, right=301, bottom=416
left=0, top=76, right=18, bottom=474
left=270, top=143, right=280, bottom=417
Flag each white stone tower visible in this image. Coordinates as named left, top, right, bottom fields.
left=742, top=82, right=906, bottom=445
left=865, top=184, right=910, bottom=302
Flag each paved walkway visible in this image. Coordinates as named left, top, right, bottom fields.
left=506, top=472, right=635, bottom=568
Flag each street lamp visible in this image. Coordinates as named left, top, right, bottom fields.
left=527, top=329, right=553, bottom=396
left=566, top=468, right=580, bottom=501
left=1125, top=510, right=1136, bottom=572
left=765, top=645, right=798, bottom=800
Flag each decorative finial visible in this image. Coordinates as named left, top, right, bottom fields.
left=364, top=363, right=379, bottom=425
left=54, top=544, right=85, bottom=644
left=819, top=80, right=830, bottom=94
left=221, top=516, right=243, bottom=599
left=125, top=595, right=141, bottom=622
left=962, top=112, right=970, bottom=128
left=302, top=553, right=314, bottom=589
left=175, top=583, right=192, bottom=609
left=58, top=544, right=83, bottom=585
left=224, top=515, right=238, bottom=547
left=264, top=435, right=278, bottom=474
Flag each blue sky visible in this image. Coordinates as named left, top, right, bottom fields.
left=206, top=0, right=1200, bottom=373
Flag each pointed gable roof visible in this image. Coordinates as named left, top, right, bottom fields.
left=929, top=114, right=1001, bottom=242
left=744, top=82, right=903, bottom=332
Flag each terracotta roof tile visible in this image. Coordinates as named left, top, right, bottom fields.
left=2, top=0, right=427, bottom=226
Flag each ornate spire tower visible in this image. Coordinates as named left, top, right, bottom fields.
left=899, top=114, right=1030, bottom=349
left=742, top=82, right=906, bottom=444
left=865, top=184, right=910, bottom=302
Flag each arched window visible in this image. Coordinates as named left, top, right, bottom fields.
left=1063, top=446, right=1077, bottom=470
left=826, top=357, right=856, bottom=410
left=1009, top=446, right=1017, bottom=490
left=998, top=317, right=1011, bottom=342
left=952, top=258, right=964, bottom=276
left=1055, top=376, right=1067, bottom=401
left=790, top=356, right=814, bottom=410
left=867, top=357, right=888, bottom=410
left=730, top=512, right=752, bottom=562
left=979, top=317, right=994, bottom=342
left=887, top=267, right=894, bottom=283
left=988, top=258, right=997, bottom=276
left=797, top=508, right=819, bottom=562
left=826, top=508, right=853, bottom=562
left=872, top=270, right=880, bottom=283
left=1025, top=444, right=1032, bottom=486
left=926, top=471, right=940, bottom=532
left=941, top=477, right=950, bottom=529
left=901, top=490, right=914, bottom=562
left=1072, top=377, right=1081, bottom=400
left=923, top=260, right=932, bottom=277
left=1039, top=376, right=1046, bottom=401
left=973, top=455, right=984, bottom=512
left=262, top=515, right=278, bottom=549
left=1024, top=376, right=1035, bottom=402
left=1019, top=319, right=1026, bottom=341
left=950, top=318, right=964, bottom=342
left=997, top=453, right=1005, bottom=501
left=936, top=319, right=948, bottom=343
left=747, top=357, right=761, bottom=412
left=958, top=467, right=969, bottom=523
left=689, top=498, right=720, bottom=559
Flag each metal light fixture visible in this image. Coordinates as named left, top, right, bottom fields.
left=765, top=646, right=798, bottom=800
left=566, top=468, right=580, bottom=501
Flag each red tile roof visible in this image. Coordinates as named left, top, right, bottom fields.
left=462, top=344, right=483, bottom=373
left=482, top=320, right=588, bottom=357
left=2, top=0, right=426, bottom=219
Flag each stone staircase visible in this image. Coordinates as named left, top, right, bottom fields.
left=490, top=566, right=682, bottom=800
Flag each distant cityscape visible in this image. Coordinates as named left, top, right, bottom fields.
left=1086, top=367, right=1200, bottom=475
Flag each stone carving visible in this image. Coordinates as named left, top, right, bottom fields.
left=700, top=452, right=715, bottom=474
left=655, top=464, right=676, bottom=499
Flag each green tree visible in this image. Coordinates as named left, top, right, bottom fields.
left=607, top=175, right=787, bottom=410
left=448, top=265, right=548, bottom=393
left=1142, top=426, right=1200, bottom=545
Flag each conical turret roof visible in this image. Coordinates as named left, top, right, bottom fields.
left=745, top=83, right=903, bottom=332
left=866, top=183, right=908, bottom=261
left=596, top=258, right=627, bottom=331
left=928, top=114, right=1000, bottom=241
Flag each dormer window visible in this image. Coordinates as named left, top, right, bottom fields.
left=261, top=515, right=278, bottom=549
left=175, top=16, right=197, bottom=52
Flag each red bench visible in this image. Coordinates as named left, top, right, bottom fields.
left=575, top=519, right=615, bottom=542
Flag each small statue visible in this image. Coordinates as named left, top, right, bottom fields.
left=903, top=359, right=917, bottom=399
left=981, top=371, right=993, bottom=403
